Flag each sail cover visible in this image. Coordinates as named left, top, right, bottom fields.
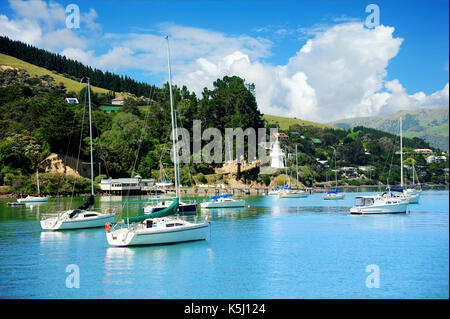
left=125, top=198, right=179, bottom=223
left=78, top=195, right=94, bottom=210
left=327, top=187, right=338, bottom=194
left=210, top=193, right=232, bottom=200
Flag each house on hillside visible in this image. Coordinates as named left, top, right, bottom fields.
left=65, top=97, right=79, bottom=105
left=414, top=148, right=433, bottom=155
left=102, top=106, right=121, bottom=114
left=311, top=138, right=322, bottom=146
left=111, top=96, right=126, bottom=106
left=273, top=132, right=289, bottom=140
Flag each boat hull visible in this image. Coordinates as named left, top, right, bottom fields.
left=280, top=193, right=308, bottom=198
left=106, top=223, right=210, bottom=247
left=323, top=194, right=345, bottom=200
left=350, top=203, right=408, bottom=214
left=200, top=200, right=246, bottom=208
left=17, top=197, right=48, bottom=203
left=40, top=214, right=115, bottom=230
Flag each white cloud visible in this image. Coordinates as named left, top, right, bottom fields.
left=1, top=0, right=447, bottom=123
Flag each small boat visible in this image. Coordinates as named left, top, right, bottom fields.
left=200, top=193, right=246, bottom=208
left=350, top=193, right=409, bottom=214
left=268, top=188, right=280, bottom=196
left=17, top=195, right=48, bottom=203
left=17, top=169, right=48, bottom=203
left=40, top=195, right=115, bottom=230
left=7, top=202, right=25, bottom=206
left=279, top=189, right=309, bottom=198
left=323, top=188, right=345, bottom=200
left=323, top=148, right=345, bottom=200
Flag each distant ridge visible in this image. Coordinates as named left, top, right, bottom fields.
left=330, top=107, right=449, bottom=151
left=263, top=114, right=337, bottom=130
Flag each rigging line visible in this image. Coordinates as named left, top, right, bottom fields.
left=69, top=89, right=87, bottom=208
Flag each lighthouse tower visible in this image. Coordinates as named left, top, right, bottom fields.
left=270, top=139, right=285, bottom=169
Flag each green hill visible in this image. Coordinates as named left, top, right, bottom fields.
left=330, top=107, right=449, bottom=151
left=263, top=114, right=337, bottom=130
left=0, top=53, right=110, bottom=95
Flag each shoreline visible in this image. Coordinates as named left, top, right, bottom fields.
left=1, top=184, right=448, bottom=199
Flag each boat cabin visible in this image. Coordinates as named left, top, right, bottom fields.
left=354, top=196, right=374, bottom=207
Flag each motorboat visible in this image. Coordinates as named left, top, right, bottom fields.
left=200, top=193, right=246, bottom=208
left=350, top=193, right=409, bottom=214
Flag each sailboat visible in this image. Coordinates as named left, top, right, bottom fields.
left=279, top=145, right=308, bottom=198
left=350, top=117, right=409, bottom=214
left=323, top=147, right=345, bottom=200
left=40, top=77, right=115, bottom=230
left=17, top=169, right=48, bottom=203
left=390, top=118, right=420, bottom=204
left=106, top=36, right=209, bottom=246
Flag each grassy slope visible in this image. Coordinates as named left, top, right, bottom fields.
left=263, top=114, right=337, bottom=130
left=0, top=53, right=110, bottom=95
left=330, top=107, right=449, bottom=150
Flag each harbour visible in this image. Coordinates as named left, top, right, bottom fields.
left=0, top=189, right=448, bottom=299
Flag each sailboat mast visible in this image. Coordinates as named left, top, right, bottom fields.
left=400, top=117, right=403, bottom=189
left=36, top=168, right=40, bottom=194
left=295, top=144, right=298, bottom=187
left=166, top=36, right=179, bottom=199
left=87, top=77, right=94, bottom=196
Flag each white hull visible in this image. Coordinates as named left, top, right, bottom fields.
left=200, top=200, right=245, bottom=208
left=323, top=194, right=345, bottom=200
left=18, top=196, right=48, bottom=203
left=40, top=211, right=115, bottom=230
left=350, top=201, right=408, bottom=215
left=268, top=191, right=280, bottom=196
left=280, top=192, right=308, bottom=198
left=106, top=220, right=209, bottom=247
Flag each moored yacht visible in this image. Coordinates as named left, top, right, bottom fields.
left=350, top=193, right=409, bottom=214
left=200, top=193, right=246, bottom=208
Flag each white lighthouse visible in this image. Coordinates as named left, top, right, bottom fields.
left=270, top=139, right=285, bottom=169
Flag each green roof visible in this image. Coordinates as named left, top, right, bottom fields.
left=102, top=106, right=121, bottom=111
left=311, top=138, right=322, bottom=143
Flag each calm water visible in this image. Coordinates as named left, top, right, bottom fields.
left=0, top=190, right=448, bottom=299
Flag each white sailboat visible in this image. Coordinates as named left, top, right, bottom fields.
left=200, top=193, right=246, bottom=208
left=279, top=145, right=309, bottom=198
left=17, top=169, right=48, bottom=203
left=350, top=117, right=409, bottom=214
left=391, top=117, right=420, bottom=204
left=106, top=36, right=209, bottom=246
left=40, top=77, right=115, bottom=230
left=323, top=147, right=345, bottom=200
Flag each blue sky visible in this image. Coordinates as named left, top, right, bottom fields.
left=1, top=0, right=448, bottom=121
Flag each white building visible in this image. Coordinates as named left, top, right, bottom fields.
left=270, top=140, right=285, bottom=169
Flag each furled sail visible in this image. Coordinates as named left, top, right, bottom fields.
left=125, top=198, right=179, bottom=223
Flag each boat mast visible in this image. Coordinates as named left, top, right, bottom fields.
left=400, top=117, right=403, bottom=189
left=295, top=144, right=298, bottom=187
left=36, top=168, right=40, bottom=194
left=87, top=77, right=94, bottom=196
left=166, top=36, right=179, bottom=199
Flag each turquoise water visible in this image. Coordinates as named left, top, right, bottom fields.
left=0, top=190, right=448, bottom=299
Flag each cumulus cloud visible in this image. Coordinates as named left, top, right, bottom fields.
left=175, top=22, right=449, bottom=122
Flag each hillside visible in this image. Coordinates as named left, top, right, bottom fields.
left=330, top=107, right=449, bottom=151
left=263, top=114, right=337, bottom=130
left=0, top=53, right=110, bottom=95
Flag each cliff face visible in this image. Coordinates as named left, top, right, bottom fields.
left=42, top=153, right=90, bottom=178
